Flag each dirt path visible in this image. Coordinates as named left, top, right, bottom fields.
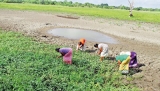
left=0, top=9, right=160, bottom=91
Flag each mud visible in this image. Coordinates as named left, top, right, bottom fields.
left=0, top=9, right=160, bottom=91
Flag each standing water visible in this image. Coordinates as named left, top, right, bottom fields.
left=48, top=28, right=118, bottom=44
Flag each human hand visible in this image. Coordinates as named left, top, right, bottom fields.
left=57, top=56, right=61, bottom=58
left=118, top=60, right=121, bottom=65
left=98, top=51, right=101, bottom=55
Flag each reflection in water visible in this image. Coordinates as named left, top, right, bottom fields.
left=48, top=28, right=118, bottom=44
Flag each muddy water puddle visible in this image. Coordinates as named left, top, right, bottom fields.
left=48, top=28, right=118, bottom=44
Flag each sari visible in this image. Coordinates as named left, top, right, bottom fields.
left=120, top=51, right=138, bottom=67
left=59, top=48, right=72, bottom=64
left=63, top=48, right=72, bottom=64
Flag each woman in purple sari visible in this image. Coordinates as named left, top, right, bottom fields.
left=55, top=48, right=72, bottom=64
left=120, top=51, right=138, bottom=67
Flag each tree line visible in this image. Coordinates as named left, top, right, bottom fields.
left=0, top=0, right=160, bottom=11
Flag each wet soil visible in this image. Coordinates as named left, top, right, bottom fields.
left=0, top=9, right=160, bottom=91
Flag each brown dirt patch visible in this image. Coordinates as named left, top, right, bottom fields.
left=0, top=9, right=160, bottom=91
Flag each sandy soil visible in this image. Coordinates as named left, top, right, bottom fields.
left=0, top=9, right=160, bottom=91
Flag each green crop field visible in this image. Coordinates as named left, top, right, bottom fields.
left=0, top=30, right=139, bottom=90
left=0, top=2, right=160, bottom=23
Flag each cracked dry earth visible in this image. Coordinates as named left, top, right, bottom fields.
left=0, top=9, right=160, bottom=91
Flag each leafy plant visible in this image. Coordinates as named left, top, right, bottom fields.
left=0, top=30, right=139, bottom=90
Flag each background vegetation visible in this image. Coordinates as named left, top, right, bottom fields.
left=0, top=2, right=160, bottom=23
left=0, top=0, right=160, bottom=11
left=0, top=29, right=139, bottom=90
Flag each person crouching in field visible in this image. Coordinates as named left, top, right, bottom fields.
left=76, top=38, right=86, bottom=51
left=94, top=43, right=109, bottom=61
left=115, top=51, right=138, bottom=75
left=115, top=54, right=131, bottom=74
left=55, top=48, right=72, bottom=64
left=119, top=51, right=138, bottom=68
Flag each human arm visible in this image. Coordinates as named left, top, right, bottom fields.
left=57, top=53, right=65, bottom=58
left=76, top=42, right=82, bottom=50
left=57, top=55, right=62, bottom=58
left=79, top=44, right=82, bottom=48
left=76, top=44, right=82, bottom=51
left=118, top=60, right=121, bottom=65
left=98, top=47, right=102, bottom=55
left=77, top=45, right=82, bottom=49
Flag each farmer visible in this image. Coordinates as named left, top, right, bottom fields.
left=120, top=51, right=138, bottom=67
left=115, top=54, right=131, bottom=74
left=76, top=38, right=86, bottom=51
left=94, top=43, right=109, bottom=61
left=55, top=47, right=73, bottom=64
